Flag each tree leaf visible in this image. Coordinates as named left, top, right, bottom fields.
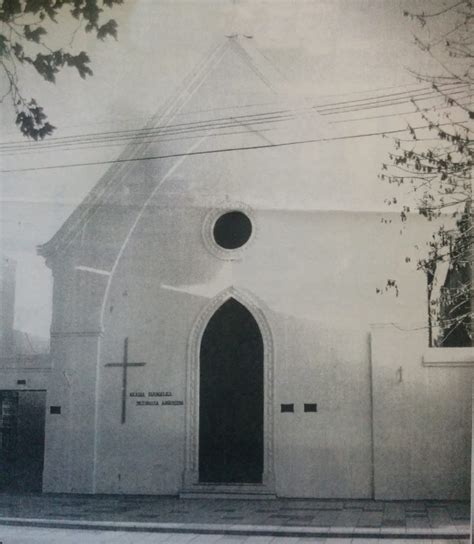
left=24, top=25, right=48, bottom=43
left=97, top=18, right=118, bottom=40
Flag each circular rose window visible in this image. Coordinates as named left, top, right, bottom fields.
left=213, top=211, right=252, bottom=250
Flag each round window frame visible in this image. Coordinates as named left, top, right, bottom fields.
left=202, top=203, right=256, bottom=260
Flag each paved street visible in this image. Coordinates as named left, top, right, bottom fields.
left=0, top=525, right=469, bottom=544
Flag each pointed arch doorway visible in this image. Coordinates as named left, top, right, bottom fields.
left=182, top=288, right=275, bottom=496
left=199, top=298, right=263, bottom=483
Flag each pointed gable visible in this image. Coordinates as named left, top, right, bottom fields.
left=38, top=36, right=293, bottom=262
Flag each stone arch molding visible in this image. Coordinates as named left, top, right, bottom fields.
left=182, top=286, right=276, bottom=494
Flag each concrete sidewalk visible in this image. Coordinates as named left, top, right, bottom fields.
left=0, top=494, right=469, bottom=540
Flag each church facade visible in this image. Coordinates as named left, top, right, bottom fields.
left=38, top=37, right=472, bottom=499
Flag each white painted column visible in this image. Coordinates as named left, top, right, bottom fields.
left=43, top=265, right=109, bottom=493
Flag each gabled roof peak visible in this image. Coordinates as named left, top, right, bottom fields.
left=38, top=36, right=290, bottom=260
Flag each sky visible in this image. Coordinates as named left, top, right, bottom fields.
left=0, top=0, right=461, bottom=338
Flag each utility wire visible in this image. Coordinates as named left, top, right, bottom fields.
left=0, top=93, right=470, bottom=159
left=0, top=109, right=302, bottom=151
left=1, top=122, right=453, bottom=175
left=1, top=88, right=471, bottom=157
left=318, top=86, right=469, bottom=115
left=0, top=80, right=451, bottom=141
left=0, top=82, right=467, bottom=150
left=0, top=126, right=279, bottom=156
left=0, top=114, right=298, bottom=156
left=316, top=83, right=466, bottom=110
left=330, top=96, right=474, bottom=124
left=3, top=91, right=472, bottom=157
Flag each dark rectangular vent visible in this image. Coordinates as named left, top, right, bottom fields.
left=304, top=403, right=317, bottom=412
left=50, top=406, right=61, bottom=415
left=16, top=380, right=26, bottom=385
left=281, top=403, right=294, bottom=413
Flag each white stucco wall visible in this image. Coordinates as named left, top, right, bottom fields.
left=41, top=193, right=472, bottom=498
left=61, top=174, right=445, bottom=498
left=371, top=324, right=472, bottom=500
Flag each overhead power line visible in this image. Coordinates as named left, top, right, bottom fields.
left=2, top=91, right=471, bottom=158
left=316, top=83, right=466, bottom=110
left=0, top=90, right=470, bottom=158
left=0, top=79, right=448, bottom=141
left=0, top=121, right=454, bottom=175
left=1, top=127, right=279, bottom=156
left=330, top=95, right=474, bottom=124
left=318, top=86, right=469, bottom=115
left=0, top=81, right=467, bottom=152
left=0, top=110, right=301, bottom=153
left=0, top=112, right=299, bottom=156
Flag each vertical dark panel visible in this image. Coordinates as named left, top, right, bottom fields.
left=0, top=391, right=46, bottom=492
left=199, top=298, right=264, bottom=483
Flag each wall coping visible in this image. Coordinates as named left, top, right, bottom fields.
left=422, top=347, right=474, bottom=367
left=0, top=367, right=52, bottom=373
left=50, top=330, right=104, bottom=338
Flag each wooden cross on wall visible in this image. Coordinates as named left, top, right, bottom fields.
left=105, top=337, right=146, bottom=424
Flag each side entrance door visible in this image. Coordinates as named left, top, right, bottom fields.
left=0, top=390, right=46, bottom=492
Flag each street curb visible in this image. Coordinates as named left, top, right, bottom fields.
left=0, top=517, right=468, bottom=539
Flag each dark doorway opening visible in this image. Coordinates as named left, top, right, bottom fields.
left=0, top=390, right=46, bottom=492
left=199, top=298, right=264, bottom=484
